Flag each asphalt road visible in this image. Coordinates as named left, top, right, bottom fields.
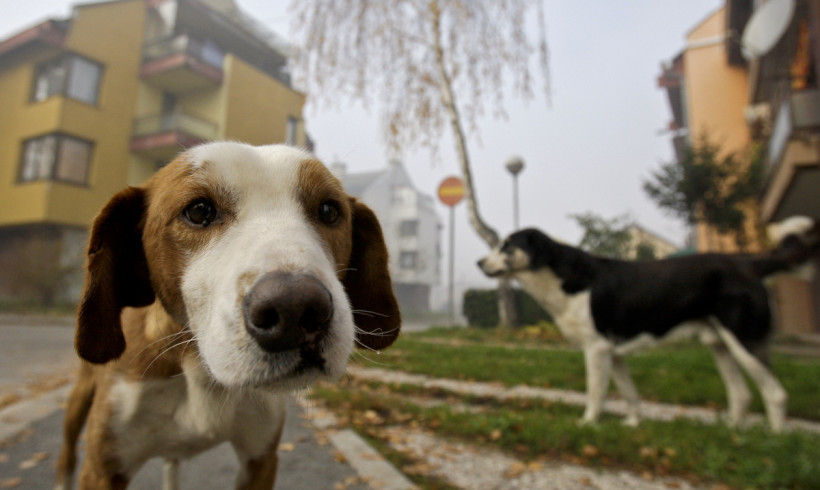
left=0, top=318, right=392, bottom=489
left=0, top=397, right=367, bottom=489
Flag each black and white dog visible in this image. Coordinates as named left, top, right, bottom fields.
left=477, top=217, right=819, bottom=432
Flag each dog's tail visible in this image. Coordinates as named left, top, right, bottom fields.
left=753, top=216, right=819, bottom=280
left=56, top=362, right=96, bottom=490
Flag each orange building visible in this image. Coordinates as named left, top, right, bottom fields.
left=659, top=0, right=819, bottom=333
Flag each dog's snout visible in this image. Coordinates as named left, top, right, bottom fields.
left=477, top=258, right=486, bottom=270
left=243, top=272, right=333, bottom=353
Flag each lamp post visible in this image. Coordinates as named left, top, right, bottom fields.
left=505, top=156, right=524, bottom=230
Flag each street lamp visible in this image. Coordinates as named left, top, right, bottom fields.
left=505, top=156, right=525, bottom=230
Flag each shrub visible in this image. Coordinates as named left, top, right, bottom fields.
left=462, top=288, right=552, bottom=328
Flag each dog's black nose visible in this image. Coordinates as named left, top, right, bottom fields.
left=477, top=258, right=486, bottom=269
left=243, top=272, right=333, bottom=353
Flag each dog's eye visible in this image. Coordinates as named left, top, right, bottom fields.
left=184, top=199, right=218, bottom=227
left=318, top=201, right=340, bottom=226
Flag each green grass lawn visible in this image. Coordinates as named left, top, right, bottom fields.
left=309, top=326, right=820, bottom=489
left=365, top=326, right=820, bottom=420
left=314, top=380, right=820, bottom=489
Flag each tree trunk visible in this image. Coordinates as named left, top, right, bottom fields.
left=430, top=1, right=517, bottom=326
left=497, top=279, right=518, bottom=328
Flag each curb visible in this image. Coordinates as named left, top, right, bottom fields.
left=329, top=430, right=417, bottom=490
left=294, top=397, right=417, bottom=490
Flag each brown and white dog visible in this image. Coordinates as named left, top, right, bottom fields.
left=55, top=142, right=401, bottom=489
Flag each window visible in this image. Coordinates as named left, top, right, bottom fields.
left=286, top=116, right=299, bottom=145
left=19, top=134, right=93, bottom=185
left=400, top=220, right=418, bottom=237
left=32, top=54, right=102, bottom=105
left=400, top=251, right=417, bottom=270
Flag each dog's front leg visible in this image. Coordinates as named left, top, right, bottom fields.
left=580, top=340, right=613, bottom=425
left=231, top=397, right=286, bottom=489
left=162, top=459, right=179, bottom=490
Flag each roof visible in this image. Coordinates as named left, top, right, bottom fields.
left=342, top=170, right=382, bottom=198
left=0, top=19, right=69, bottom=61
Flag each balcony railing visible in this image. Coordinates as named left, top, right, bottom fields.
left=140, top=35, right=224, bottom=90
left=143, top=35, right=224, bottom=69
left=131, top=111, right=218, bottom=159
left=133, top=111, right=217, bottom=140
left=768, top=88, right=820, bottom=167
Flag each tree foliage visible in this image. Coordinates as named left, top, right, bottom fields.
left=570, top=212, right=634, bottom=259
left=289, top=0, right=550, bottom=247
left=289, top=0, right=550, bottom=327
left=643, top=135, right=764, bottom=250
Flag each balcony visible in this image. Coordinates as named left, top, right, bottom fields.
left=131, top=111, right=218, bottom=161
left=140, top=35, right=224, bottom=93
left=761, top=89, right=820, bottom=222
left=767, top=89, right=820, bottom=167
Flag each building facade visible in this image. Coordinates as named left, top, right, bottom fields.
left=333, top=160, right=441, bottom=313
left=0, top=0, right=309, bottom=303
left=658, top=5, right=760, bottom=253
left=659, top=0, right=820, bottom=333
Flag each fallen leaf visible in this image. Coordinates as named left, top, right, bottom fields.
left=581, top=445, right=600, bottom=458
left=279, top=443, right=295, bottom=452
left=402, top=463, right=438, bottom=475
left=489, top=429, right=502, bottom=441
left=363, top=410, right=384, bottom=425
left=0, top=478, right=21, bottom=488
left=527, top=461, right=544, bottom=471
left=578, top=476, right=593, bottom=486
left=504, top=461, right=527, bottom=478
left=0, top=454, right=8, bottom=463
left=640, top=446, right=658, bottom=459
left=333, top=451, right=347, bottom=463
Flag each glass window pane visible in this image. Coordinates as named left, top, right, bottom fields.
left=56, top=137, right=91, bottom=185
left=20, top=136, right=57, bottom=181
left=66, top=57, right=101, bottom=104
left=32, top=59, right=66, bottom=102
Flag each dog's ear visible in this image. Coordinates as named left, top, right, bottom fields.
left=76, top=187, right=155, bottom=364
left=343, top=199, right=401, bottom=351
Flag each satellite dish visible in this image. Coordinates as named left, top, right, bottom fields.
left=741, top=0, right=796, bottom=60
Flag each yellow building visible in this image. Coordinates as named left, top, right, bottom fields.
left=659, top=0, right=819, bottom=334
left=659, top=6, right=758, bottom=253
left=0, top=0, right=309, bottom=303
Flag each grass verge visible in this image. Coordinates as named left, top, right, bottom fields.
left=367, top=327, right=820, bottom=421
left=312, top=378, right=820, bottom=489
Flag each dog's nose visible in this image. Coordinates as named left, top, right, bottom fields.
left=477, top=258, right=486, bottom=270
left=243, top=272, right=333, bottom=353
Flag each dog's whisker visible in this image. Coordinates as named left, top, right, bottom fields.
left=132, top=331, right=189, bottom=358
left=140, top=338, right=197, bottom=381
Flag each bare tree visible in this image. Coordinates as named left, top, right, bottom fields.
left=290, top=0, right=550, bottom=326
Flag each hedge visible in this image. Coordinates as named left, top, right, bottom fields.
left=462, top=288, right=553, bottom=328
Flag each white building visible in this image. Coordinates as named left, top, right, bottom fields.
left=333, top=160, right=441, bottom=312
